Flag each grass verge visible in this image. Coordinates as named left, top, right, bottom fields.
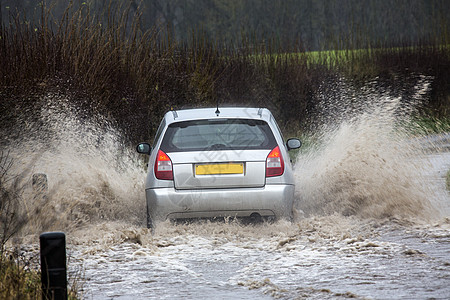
left=0, top=252, right=81, bottom=299
left=0, top=253, right=41, bottom=299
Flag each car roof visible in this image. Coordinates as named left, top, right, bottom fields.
left=164, top=107, right=273, bottom=124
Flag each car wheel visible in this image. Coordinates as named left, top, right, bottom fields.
left=249, top=212, right=263, bottom=223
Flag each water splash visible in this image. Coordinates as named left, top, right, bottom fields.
left=294, top=75, right=448, bottom=221
left=2, top=75, right=448, bottom=239
left=4, top=92, right=146, bottom=234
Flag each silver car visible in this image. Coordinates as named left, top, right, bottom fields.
left=137, top=107, right=301, bottom=228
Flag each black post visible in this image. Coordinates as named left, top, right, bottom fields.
left=40, top=232, right=67, bottom=300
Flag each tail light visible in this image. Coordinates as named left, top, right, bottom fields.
left=266, top=146, right=284, bottom=177
left=154, top=150, right=173, bottom=180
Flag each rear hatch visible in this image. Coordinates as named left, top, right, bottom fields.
left=169, top=150, right=269, bottom=189
left=160, top=118, right=277, bottom=190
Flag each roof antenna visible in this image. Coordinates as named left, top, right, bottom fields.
left=215, top=98, right=220, bottom=116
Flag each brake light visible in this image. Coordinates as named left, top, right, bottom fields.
left=266, top=146, right=284, bottom=177
left=154, top=150, right=173, bottom=180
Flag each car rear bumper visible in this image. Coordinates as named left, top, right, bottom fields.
left=146, top=184, right=294, bottom=221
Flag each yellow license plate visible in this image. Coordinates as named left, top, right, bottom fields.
left=196, top=163, right=244, bottom=175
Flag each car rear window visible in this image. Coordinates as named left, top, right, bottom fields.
left=160, top=119, right=277, bottom=152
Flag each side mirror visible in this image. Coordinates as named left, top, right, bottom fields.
left=286, top=138, right=301, bottom=151
left=136, top=143, right=152, bottom=155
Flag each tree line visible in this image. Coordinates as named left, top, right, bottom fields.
left=1, top=0, right=449, bottom=50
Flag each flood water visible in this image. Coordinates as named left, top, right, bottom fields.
left=65, top=152, right=449, bottom=300
left=4, top=77, right=450, bottom=299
